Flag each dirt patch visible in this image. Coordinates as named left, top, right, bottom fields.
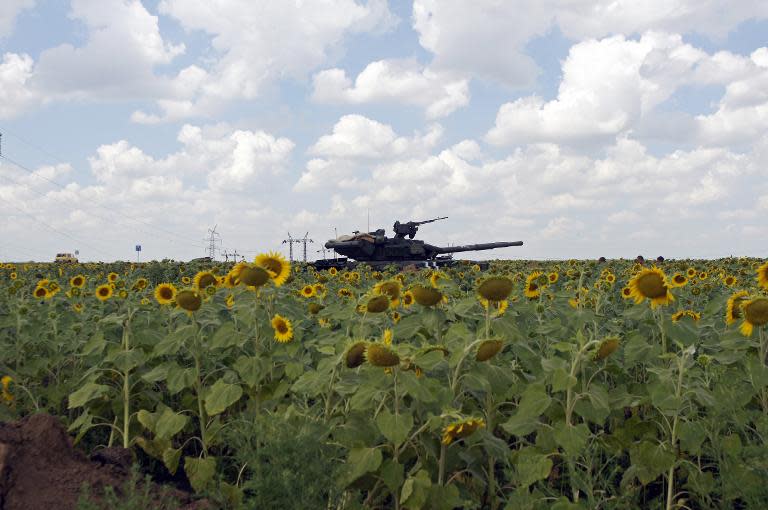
left=0, top=413, right=207, bottom=510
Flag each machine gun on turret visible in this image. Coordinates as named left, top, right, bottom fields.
left=393, top=216, right=448, bottom=239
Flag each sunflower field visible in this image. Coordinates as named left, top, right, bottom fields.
left=2, top=255, right=768, bottom=509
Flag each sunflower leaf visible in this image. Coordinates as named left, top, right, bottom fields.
left=204, top=379, right=243, bottom=416
left=376, top=408, right=413, bottom=447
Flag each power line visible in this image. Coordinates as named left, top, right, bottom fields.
left=0, top=151, right=206, bottom=248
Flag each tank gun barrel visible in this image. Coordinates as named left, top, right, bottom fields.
left=412, top=216, right=448, bottom=226
left=428, top=241, right=523, bottom=255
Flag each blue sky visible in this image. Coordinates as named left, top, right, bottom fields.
left=1, top=0, right=767, bottom=262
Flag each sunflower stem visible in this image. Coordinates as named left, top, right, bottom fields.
left=485, top=393, right=496, bottom=510
left=665, top=350, right=687, bottom=510
left=438, top=442, right=447, bottom=486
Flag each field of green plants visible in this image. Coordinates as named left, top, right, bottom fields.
left=1, top=255, right=768, bottom=509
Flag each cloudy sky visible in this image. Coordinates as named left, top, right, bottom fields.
left=1, top=0, right=767, bottom=262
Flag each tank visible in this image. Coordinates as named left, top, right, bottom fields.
left=314, top=217, right=523, bottom=270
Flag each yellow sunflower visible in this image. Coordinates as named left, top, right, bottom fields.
left=132, top=277, right=148, bottom=291
left=193, top=271, right=218, bottom=290
left=95, top=284, right=113, bottom=302
left=739, top=297, right=768, bottom=337
left=524, top=271, right=545, bottom=299
left=627, top=266, right=674, bottom=308
left=70, top=275, right=86, bottom=288
left=328, top=267, right=338, bottom=277
left=477, top=276, right=514, bottom=302
left=670, top=273, right=687, bottom=287
left=374, top=279, right=402, bottom=302
left=757, top=261, right=768, bottom=291
left=726, top=290, right=749, bottom=325
left=108, top=272, right=119, bottom=283
left=402, top=290, right=415, bottom=308
left=154, top=283, right=177, bottom=305
left=181, top=276, right=191, bottom=285
left=548, top=272, right=559, bottom=284
left=671, top=310, right=701, bottom=322
left=271, top=314, right=294, bottom=343
left=722, top=275, right=737, bottom=287
left=33, top=286, right=50, bottom=299
left=441, top=418, right=485, bottom=445
left=9, top=272, right=17, bottom=280
left=301, top=285, right=316, bottom=298
left=686, top=268, right=697, bottom=278
left=176, top=288, right=202, bottom=312
left=255, top=251, right=291, bottom=287
left=338, top=287, right=353, bottom=298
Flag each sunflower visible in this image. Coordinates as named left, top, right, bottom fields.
left=33, top=286, right=50, bottom=299
left=739, top=297, right=768, bottom=337
left=255, top=251, right=291, bottom=287
left=441, top=418, right=485, bottom=445
left=382, top=329, right=393, bottom=346
left=471, top=264, right=481, bottom=272
left=429, top=271, right=449, bottom=288
left=9, top=272, right=16, bottom=280
left=176, top=289, right=202, bottom=312
left=477, top=276, right=513, bottom=302
left=194, top=271, right=218, bottom=290
left=301, top=285, right=316, bottom=298
left=698, top=271, right=708, bottom=280
left=686, top=268, right=697, bottom=278
left=548, top=272, right=559, bottom=284
left=671, top=310, right=701, bottom=322
left=594, top=337, right=619, bottom=360
left=722, top=275, right=737, bottom=287
left=374, top=279, right=402, bottom=304
left=391, top=311, right=401, bottom=324
left=328, top=267, right=338, bottom=277
left=365, top=295, right=390, bottom=313
left=478, top=297, right=509, bottom=316
left=108, top=272, right=119, bottom=283
left=271, top=314, right=294, bottom=343
left=402, top=290, right=414, bottom=308
left=132, top=277, right=148, bottom=291
left=181, top=276, right=191, bottom=285
left=338, top=287, right=353, bottom=298
left=757, top=261, right=768, bottom=290
left=95, top=284, right=113, bottom=302
left=118, top=289, right=128, bottom=299
left=140, top=298, right=150, bottom=305
left=154, top=283, right=177, bottom=305
left=313, top=283, right=326, bottom=296
left=604, top=273, right=616, bottom=284
left=670, top=273, right=687, bottom=287
left=345, top=341, right=368, bottom=368
left=627, top=266, right=674, bottom=308
left=476, top=339, right=504, bottom=361
left=225, top=294, right=235, bottom=309
left=524, top=271, right=545, bottom=299
left=411, top=285, right=443, bottom=307
left=365, top=343, right=400, bottom=367
left=70, top=275, right=86, bottom=288
left=238, top=264, right=270, bottom=288
left=726, top=290, right=749, bottom=325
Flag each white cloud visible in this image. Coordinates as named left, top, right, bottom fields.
left=0, top=0, right=34, bottom=38
left=132, top=0, right=397, bottom=122
left=312, top=59, right=469, bottom=118
left=411, top=0, right=768, bottom=87
left=32, top=0, right=183, bottom=99
left=0, top=52, right=37, bottom=118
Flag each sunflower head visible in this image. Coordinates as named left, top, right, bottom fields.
left=364, top=294, right=390, bottom=313
left=154, top=283, right=177, bottom=305
left=365, top=343, right=400, bottom=367
left=374, top=280, right=402, bottom=300
left=34, top=286, right=50, bottom=299
left=255, top=251, right=291, bottom=287
left=345, top=341, right=368, bottom=368
left=402, top=290, right=415, bottom=307
left=301, top=285, right=316, bottom=298
left=108, top=272, right=119, bottom=283
left=524, top=271, right=545, bottom=299
left=70, top=275, right=86, bottom=288
left=95, top=284, right=113, bottom=302
left=477, top=276, right=513, bottom=302
left=441, top=418, right=485, bottom=445
left=411, top=285, right=443, bottom=307
left=740, top=298, right=768, bottom=337
left=308, top=302, right=324, bottom=315
left=548, top=272, right=559, bottom=284
left=176, top=289, right=202, bottom=312
left=756, top=261, right=768, bottom=290
left=671, top=273, right=687, bottom=287
left=726, top=291, right=749, bottom=325
left=271, top=314, right=294, bottom=343
left=628, top=266, right=674, bottom=308
left=239, top=265, right=270, bottom=288
left=594, top=337, right=620, bottom=360
left=194, top=271, right=218, bottom=290
left=476, top=339, right=504, bottom=362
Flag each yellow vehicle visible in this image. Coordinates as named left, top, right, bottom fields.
left=55, top=253, right=78, bottom=263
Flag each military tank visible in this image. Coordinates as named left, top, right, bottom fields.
left=313, top=217, right=523, bottom=270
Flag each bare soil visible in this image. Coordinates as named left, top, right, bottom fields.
left=0, top=413, right=207, bottom=510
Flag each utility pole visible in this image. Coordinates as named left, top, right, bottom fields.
left=205, top=225, right=221, bottom=260
left=0, top=132, right=3, bottom=157
left=222, top=249, right=229, bottom=262
left=317, top=246, right=327, bottom=259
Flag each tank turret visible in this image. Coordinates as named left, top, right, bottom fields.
left=316, top=217, right=523, bottom=269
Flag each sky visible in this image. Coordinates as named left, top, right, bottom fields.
left=0, top=0, right=767, bottom=262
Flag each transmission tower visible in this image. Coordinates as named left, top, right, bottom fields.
left=316, top=246, right=327, bottom=259
left=205, top=225, right=221, bottom=260
left=282, top=232, right=301, bottom=262
left=300, top=232, right=314, bottom=262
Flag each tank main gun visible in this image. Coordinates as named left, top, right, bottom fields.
left=393, top=216, right=448, bottom=239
